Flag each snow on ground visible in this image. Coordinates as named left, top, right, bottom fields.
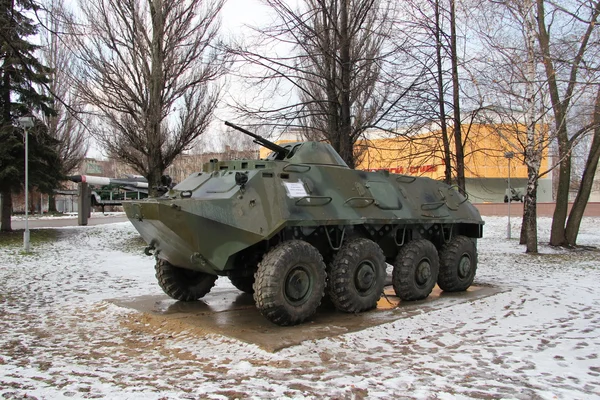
left=11, top=211, right=126, bottom=221
left=1, top=217, right=599, bottom=399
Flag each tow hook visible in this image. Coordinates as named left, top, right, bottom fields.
left=144, top=245, right=154, bottom=256
left=144, top=240, right=158, bottom=256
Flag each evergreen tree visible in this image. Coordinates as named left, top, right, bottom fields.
left=0, top=0, right=59, bottom=231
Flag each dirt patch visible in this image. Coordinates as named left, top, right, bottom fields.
left=110, top=285, right=504, bottom=352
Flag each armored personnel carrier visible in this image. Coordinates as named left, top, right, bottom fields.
left=123, top=122, right=484, bottom=326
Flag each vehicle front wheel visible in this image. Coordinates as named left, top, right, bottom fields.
left=155, top=259, right=217, bottom=301
left=393, top=239, right=439, bottom=301
left=327, top=238, right=386, bottom=313
left=253, top=240, right=326, bottom=326
left=438, top=235, right=477, bottom=292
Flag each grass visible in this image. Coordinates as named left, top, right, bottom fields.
left=0, top=229, right=59, bottom=248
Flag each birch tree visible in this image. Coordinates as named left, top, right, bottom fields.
left=471, top=0, right=555, bottom=252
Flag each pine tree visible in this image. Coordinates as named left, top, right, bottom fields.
left=0, top=0, right=59, bottom=231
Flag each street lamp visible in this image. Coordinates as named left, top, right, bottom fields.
left=504, top=151, right=514, bottom=240
left=18, top=116, right=35, bottom=252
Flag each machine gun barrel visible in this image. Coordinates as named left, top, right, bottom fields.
left=225, top=121, right=289, bottom=157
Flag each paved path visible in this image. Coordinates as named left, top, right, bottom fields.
left=10, top=215, right=129, bottom=229
left=10, top=201, right=600, bottom=230
left=474, top=201, right=600, bottom=217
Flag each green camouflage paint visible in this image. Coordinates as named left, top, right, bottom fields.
left=124, top=134, right=483, bottom=276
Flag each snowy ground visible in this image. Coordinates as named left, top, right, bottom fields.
left=10, top=211, right=126, bottom=220
left=1, top=217, right=599, bottom=399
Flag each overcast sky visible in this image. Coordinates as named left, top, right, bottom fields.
left=221, top=0, right=271, bottom=34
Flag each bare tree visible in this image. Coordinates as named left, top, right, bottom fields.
left=469, top=0, right=555, bottom=252
left=39, top=0, right=88, bottom=211
left=434, top=0, right=453, bottom=184
left=536, top=0, right=600, bottom=246
left=448, top=0, right=466, bottom=191
left=208, top=124, right=258, bottom=160
left=70, top=0, right=227, bottom=193
left=565, top=88, right=600, bottom=244
left=228, top=0, right=410, bottom=168
left=393, top=0, right=476, bottom=188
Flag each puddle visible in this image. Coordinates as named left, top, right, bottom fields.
left=110, top=285, right=503, bottom=352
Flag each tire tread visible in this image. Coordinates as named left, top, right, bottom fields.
left=438, top=235, right=477, bottom=292
left=253, top=240, right=326, bottom=326
left=155, top=259, right=216, bottom=301
left=328, top=238, right=386, bottom=313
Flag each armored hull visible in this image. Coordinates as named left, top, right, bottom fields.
left=124, top=123, right=484, bottom=326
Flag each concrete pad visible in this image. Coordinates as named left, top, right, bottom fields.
left=110, top=285, right=503, bottom=352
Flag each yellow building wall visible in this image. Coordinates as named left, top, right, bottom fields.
left=358, top=124, right=547, bottom=180
left=259, top=124, right=548, bottom=180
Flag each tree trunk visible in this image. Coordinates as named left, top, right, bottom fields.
left=565, top=89, right=600, bottom=245
left=521, top=166, right=539, bottom=253
left=536, top=0, right=570, bottom=246
left=1, top=189, right=13, bottom=231
left=536, top=0, right=600, bottom=246
left=435, top=0, right=452, bottom=185
left=449, top=0, right=464, bottom=191
left=550, top=140, right=571, bottom=246
left=147, top=0, right=165, bottom=196
left=520, top=0, right=541, bottom=253
left=48, top=192, right=57, bottom=213
left=339, top=0, right=354, bottom=168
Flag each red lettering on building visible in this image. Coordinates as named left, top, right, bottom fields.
left=367, top=165, right=438, bottom=175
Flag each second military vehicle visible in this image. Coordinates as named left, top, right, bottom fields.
left=123, top=122, right=484, bottom=326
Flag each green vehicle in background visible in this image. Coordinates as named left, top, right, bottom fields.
left=123, top=122, right=484, bottom=326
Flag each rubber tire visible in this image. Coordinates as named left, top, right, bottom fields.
left=503, top=195, right=509, bottom=203
left=253, top=240, right=326, bottom=326
left=328, top=238, right=386, bottom=313
left=155, top=258, right=217, bottom=301
left=229, top=276, right=255, bottom=294
left=393, top=239, right=439, bottom=301
left=438, top=235, right=477, bottom=292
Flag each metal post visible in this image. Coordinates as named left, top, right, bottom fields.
left=78, top=182, right=90, bottom=225
left=18, top=117, right=34, bottom=253
left=24, top=127, right=29, bottom=251
left=505, top=151, right=514, bottom=240
left=507, top=157, right=511, bottom=239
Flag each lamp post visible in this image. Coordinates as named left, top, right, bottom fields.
left=504, top=151, right=514, bottom=239
left=18, top=117, right=35, bottom=252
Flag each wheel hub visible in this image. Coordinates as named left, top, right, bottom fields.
left=458, top=255, right=471, bottom=278
left=355, top=261, right=376, bottom=292
left=415, top=259, right=432, bottom=285
left=285, top=267, right=311, bottom=303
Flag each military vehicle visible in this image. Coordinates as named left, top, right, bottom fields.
left=68, top=175, right=149, bottom=212
left=123, top=121, right=484, bottom=326
left=504, top=186, right=524, bottom=203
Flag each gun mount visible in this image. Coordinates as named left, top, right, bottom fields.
left=225, top=121, right=289, bottom=159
